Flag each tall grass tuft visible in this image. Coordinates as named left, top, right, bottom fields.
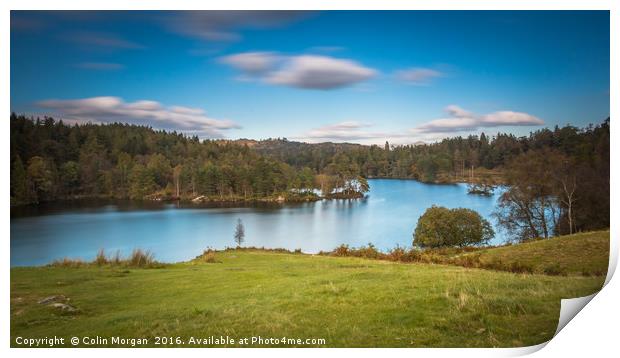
left=129, top=249, right=155, bottom=267
left=51, top=257, right=86, bottom=268
left=111, top=250, right=122, bottom=265
left=95, top=249, right=108, bottom=266
left=48, top=248, right=161, bottom=268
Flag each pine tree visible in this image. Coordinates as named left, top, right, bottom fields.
left=26, top=156, right=55, bottom=202
left=11, top=155, right=29, bottom=204
left=128, top=164, right=156, bottom=199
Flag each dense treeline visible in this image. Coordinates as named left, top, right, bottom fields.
left=252, top=121, right=608, bottom=185
left=10, top=113, right=609, bottom=241
left=495, top=133, right=609, bottom=240
left=10, top=114, right=368, bottom=205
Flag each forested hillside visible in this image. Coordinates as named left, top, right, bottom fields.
left=249, top=119, right=608, bottom=184
left=10, top=113, right=609, bottom=239
left=10, top=114, right=368, bottom=205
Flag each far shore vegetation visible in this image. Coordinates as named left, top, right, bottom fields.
left=11, top=115, right=609, bottom=241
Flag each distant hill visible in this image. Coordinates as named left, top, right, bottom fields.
left=214, top=138, right=259, bottom=147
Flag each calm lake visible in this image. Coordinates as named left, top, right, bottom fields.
left=10, top=179, right=505, bottom=266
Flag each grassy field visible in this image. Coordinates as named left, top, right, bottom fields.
left=456, top=231, right=610, bottom=276
left=11, top=232, right=609, bottom=348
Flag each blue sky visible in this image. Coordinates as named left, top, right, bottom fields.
left=11, top=11, right=610, bottom=144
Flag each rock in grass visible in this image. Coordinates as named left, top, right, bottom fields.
left=49, top=302, right=78, bottom=312
left=37, top=295, right=66, bottom=305
left=37, top=295, right=78, bottom=312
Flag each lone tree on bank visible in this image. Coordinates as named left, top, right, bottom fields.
left=234, top=218, right=245, bottom=247
left=413, top=206, right=494, bottom=248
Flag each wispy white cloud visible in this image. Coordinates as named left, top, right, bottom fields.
left=65, top=32, right=145, bottom=49
left=165, top=11, right=309, bottom=41
left=266, top=55, right=376, bottom=90
left=294, top=104, right=544, bottom=145
left=74, top=62, right=125, bottom=71
left=220, top=52, right=377, bottom=90
left=414, top=105, right=544, bottom=133
left=444, top=104, right=475, bottom=118
left=294, top=124, right=443, bottom=145
left=297, top=121, right=377, bottom=141
left=219, top=52, right=281, bottom=74
left=293, top=121, right=421, bottom=144
left=395, top=67, right=444, bottom=85
left=36, top=96, right=239, bottom=138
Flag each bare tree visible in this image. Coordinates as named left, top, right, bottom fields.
left=173, top=164, right=183, bottom=198
left=494, top=149, right=561, bottom=242
left=560, top=177, right=577, bottom=234
left=552, top=156, right=578, bottom=234
left=234, top=218, right=245, bottom=247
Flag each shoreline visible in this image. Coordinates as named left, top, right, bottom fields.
left=10, top=176, right=502, bottom=208
left=10, top=192, right=366, bottom=209
left=11, top=231, right=609, bottom=275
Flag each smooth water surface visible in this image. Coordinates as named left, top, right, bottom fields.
left=11, top=179, right=504, bottom=266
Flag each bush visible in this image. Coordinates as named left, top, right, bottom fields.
left=451, top=253, right=482, bottom=268
left=399, top=248, right=423, bottom=262
left=200, top=250, right=220, bottom=263
left=413, top=206, right=494, bottom=248
left=543, top=263, right=566, bottom=276
left=386, top=246, right=407, bottom=262
left=333, top=244, right=350, bottom=257
left=356, top=243, right=382, bottom=259
left=507, top=261, right=534, bottom=274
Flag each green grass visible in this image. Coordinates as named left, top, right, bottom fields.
left=459, top=231, right=610, bottom=276
left=11, top=239, right=607, bottom=348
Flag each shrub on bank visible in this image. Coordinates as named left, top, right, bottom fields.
left=413, top=206, right=495, bottom=248
left=332, top=243, right=385, bottom=260
left=195, top=249, right=221, bottom=263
